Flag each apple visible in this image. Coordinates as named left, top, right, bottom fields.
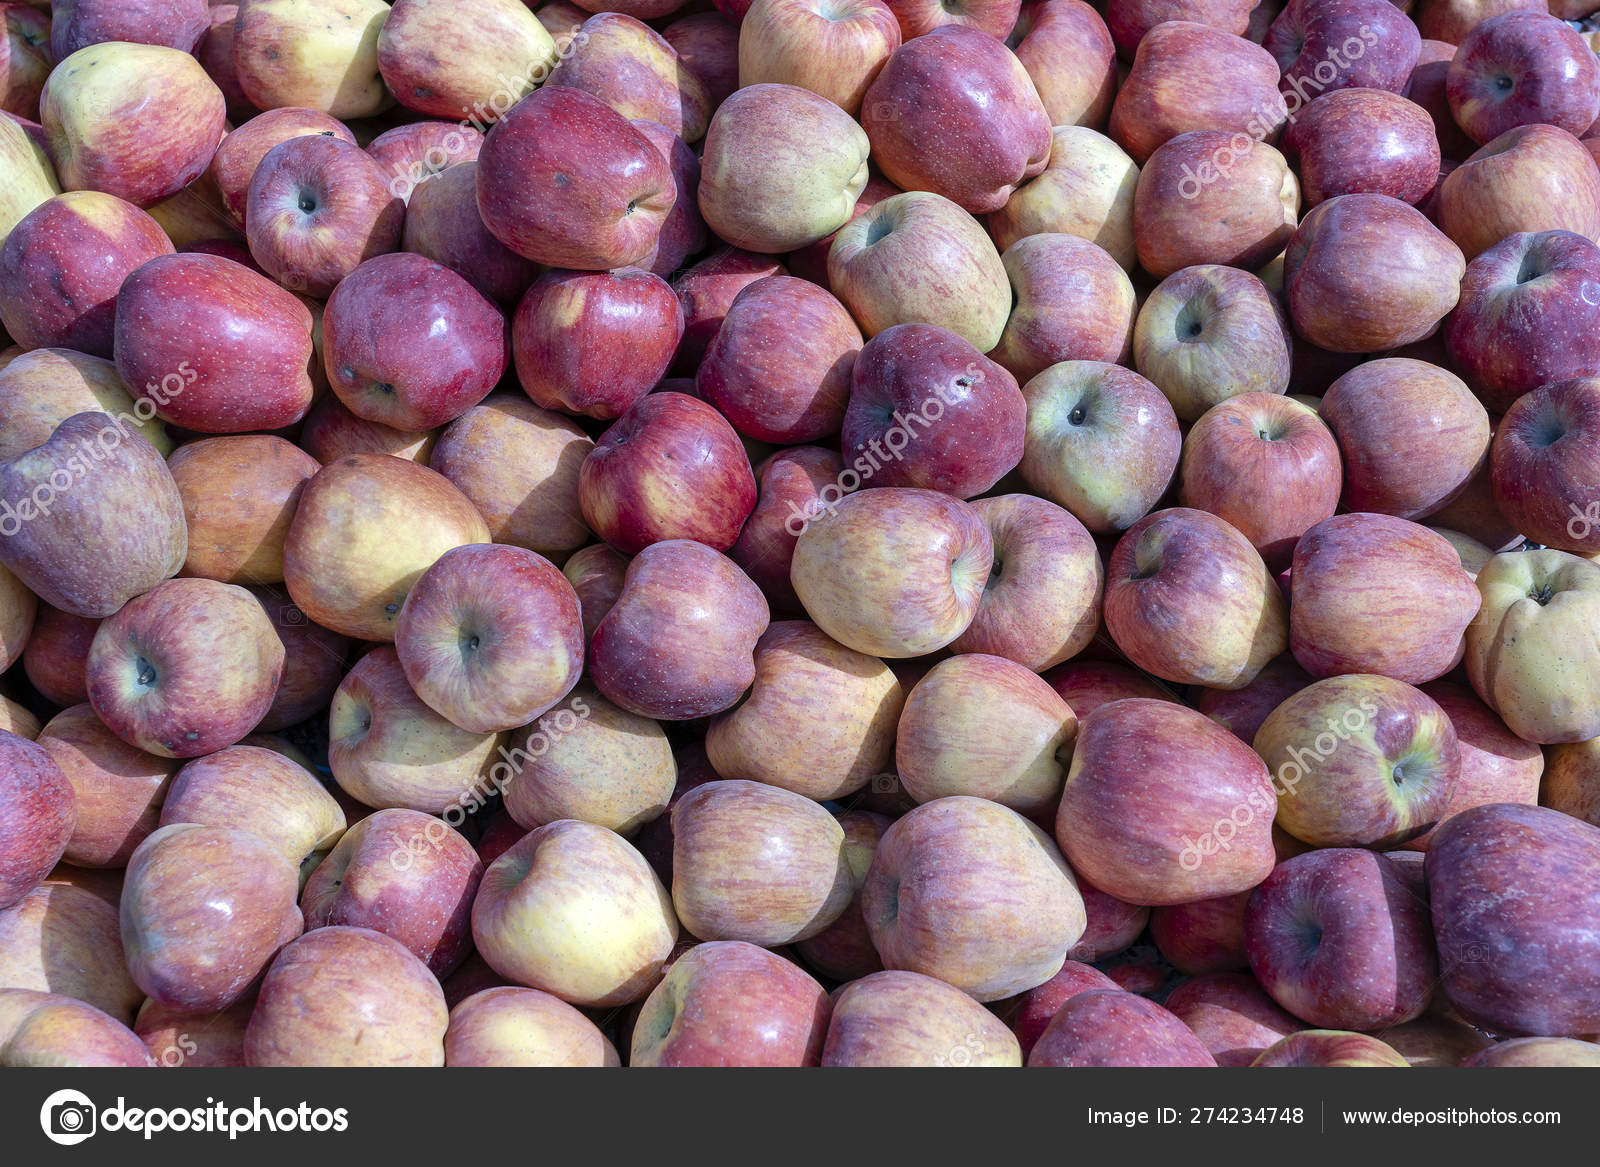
left=34, top=704, right=178, bottom=868
left=0, top=413, right=187, bottom=618
left=301, top=808, right=482, bottom=977
left=1383, top=1013, right=1495, bottom=1066
left=1255, top=673, right=1460, bottom=848
left=512, top=267, right=682, bottom=421
left=697, top=275, right=860, bottom=444
left=0, top=558, right=32, bottom=671
left=628, top=119, right=705, bottom=277
left=882, top=0, right=1018, bottom=39
left=1544, top=735, right=1600, bottom=827
left=0, top=698, right=38, bottom=741
left=1465, top=1037, right=1600, bottom=1067
left=1320, top=358, right=1490, bottom=520
left=1464, top=549, right=1600, bottom=744
left=1491, top=378, right=1600, bottom=554
left=322, top=253, right=506, bottom=433
left=167, top=435, right=320, bottom=585
left=428, top=395, right=592, bottom=559
left=1058, top=698, right=1278, bottom=905
left=698, top=82, right=867, bottom=253
left=861, top=25, right=1050, bottom=216
left=737, top=0, right=899, bottom=117
left=670, top=779, right=851, bottom=946
left=1108, top=20, right=1286, bottom=165
left=1283, top=193, right=1465, bottom=353
left=0, top=191, right=173, bottom=356
left=841, top=323, right=1025, bottom=499
left=114, top=253, right=315, bottom=433
left=121, top=822, right=302, bottom=1011
left=328, top=645, right=502, bottom=815
left=0, top=730, right=74, bottom=910
left=663, top=10, right=739, bottom=108
left=893, top=653, right=1075, bottom=815
left=445, top=985, right=619, bottom=1067
left=283, top=454, right=490, bottom=642
left=561, top=544, right=629, bottom=640
left=134, top=995, right=254, bottom=1068
left=790, top=486, right=992, bottom=659
left=1179, top=394, right=1340, bottom=567
left=0, top=3, right=49, bottom=120
left=1134, top=266, right=1292, bottom=423
left=1028, top=989, right=1218, bottom=1067
left=0, top=883, right=132, bottom=1022
left=394, top=544, right=582, bottom=735
left=589, top=539, right=767, bottom=720
left=1149, top=891, right=1252, bottom=975
left=579, top=393, right=755, bottom=555
left=827, top=190, right=1010, bottom=353
left=40, top=42, right=225, bottom=208
left=0, top=988, right=155, bottom=1066
left=1266, top=0, right=1422, bottom=98
left=705, top=620, right=901, bottom=802
left=1283, top=88, right=1442, bottom=206
left=547, top=13, right=710, bottom=144
left=1448, top=231, right=1600, bottom=414
left=630, top=940, right=831, bottom=1067
left=1104, top=507, right=1288, bottom=690
left=377, top=0, right=557, bottom=121
left=1165, top=971, right=1304, bottom=1066
left=949, top=493, right=1102, bottom=671
left=159, top=743, right=342, bottom=883
left=1006, top=959, right=1120, bottom=1056
left=193, top=1, right=249, bottom=120
left=993, top=234, right=1133, bottom=383
left=863, top=796, right=1085, bottom=1001
left=471, top=819, right=676, bottom=1007
left=500, top=683, right=672, bottom=835
left=1044, top=661, right=1173, bottom=718
left=367, top=122, right=485, bottom=202
left=0, top=348, right=170, bottom=461
left=1019, top=361, right=1182, bottom=534
left=1289, top=513, right=1481, bottom=683
left=1014, top=0, right=1117, bottom=128
left=1407, top=37, right=1477, bottom=162
left=1438, top=124, right=1600, bottom=260
left=476, top=85, right=674, bottom=270
left=1420, top=0, right=1543, bottom=44
left=822, top=970, right=1022, bottom=1067
left=990, top=126, right=1139, bottom=269
left=1197, top=655, right=1315, bottom=746
left=1134, top=131, right=1299, bottom=278
left=1245, top=848, right=1436, bottom=1030
left=672, top=246, right=785, bottom=371
left=232, top=0, right=392, bottom=120
left=207, top=107, right=357, bottom=231
left=1251, top=1029, right=1411, bottom=1066
left=296, top=393, right=436, bottom=465
left=1427, top=803, right=1600, bottom=1036
left=401, top=161, right=540, bottom=305
left=245, top=926, right=448, bottom=1066
left=0, top=112, right=57, bottom=250
left=1447, top=12, right=1600, bottom=145
left=246, top=134, right=405, bottom=297
left=727, top=446, right=841, bottom=616
left=791, top=808, right=890, bottom=982
left=250, top=586, right=351, bottom=733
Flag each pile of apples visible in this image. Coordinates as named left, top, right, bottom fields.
left=2, top=0, right=1600, bottom=1070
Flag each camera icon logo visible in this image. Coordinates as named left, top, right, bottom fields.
left=40, top=1089, right=97, bottom=1146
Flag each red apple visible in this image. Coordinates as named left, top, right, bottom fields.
left=1058, top=698, right=1278, bottom=906
left=1149, top=890, right=1253, bottom=975
left=207, top=106, right=357, bottom=231
left=861, top=25, right=1050, bottom=216
left=589, top=539, right=768, bottom=720
left=547, top=13, right=710, bottom=143
left=578, top=392, right=756, bottom=554
left=1283, top=87, right=1442, bottom=206
left=1165, top=971, right=1304, bottom=1066
left=401, top=160, right=539, bottom=305
left=512, top=267, right=682, bottom=421
left=476, top=84, right=674, bottom=270
left=822, top=970, right=1022, bottom=1066
left=376, top=0, right=557, bottom=123
left=246, top=133, right=404, bottom=296
left=0, top=730, right=74, bottom=910
left=737, top=0, right=899, bottom=117
left=444, top=985, right=619, bottom=1067
left=0, top=191, right=173, bottom=356
left=1447, top=12, right=1600, bottom=145
left=168, top=435, right=320, bottom=586
left=1014, top=0, right=1117, bottom=128
left=34, top=704, right=177, bottom=868
left=1028, top=989, right=1218, bottom=1066
left=993, top=233, right=1134, bottom=382
left=1438, top=124, right=1600, bottom=259
left=1266, top=0, right=1422, bottom=100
